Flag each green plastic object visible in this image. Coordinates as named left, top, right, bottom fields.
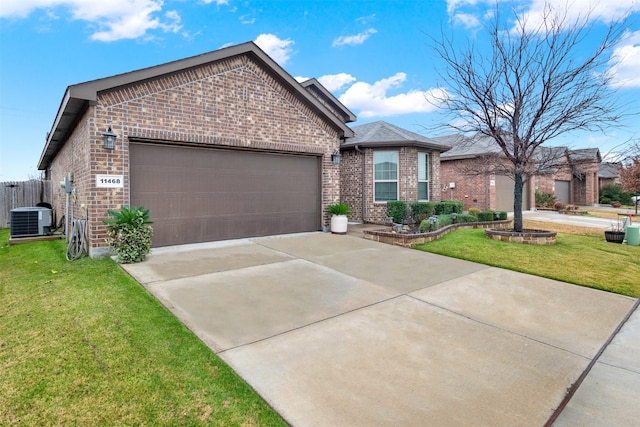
left=626, top=225, right=640, bottom=246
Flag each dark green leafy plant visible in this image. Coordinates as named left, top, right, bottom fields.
left=434, top=200, right=463, bottom=215
left=477, top=210, right=495, bottom=222
left=498, top=211, right=508, bottom=220
left=386, top=201, right=407, bottom=224
left=410, top=202, right=435, bottom=223
left=535, top=190, right=556, bottom=208
left=103, top=206, right=153, bottom=264
left=600, top=184, right=632, bottom=205
left=326, top=202, right=351, bottom=216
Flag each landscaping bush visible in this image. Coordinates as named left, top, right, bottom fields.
left=456, top=213, right=478, bottom=223
left=419, top=215, right=453, bottom=232
left=386, top=201, right=407, bottom=224
left=410, top=202, right=434, bottom=223
left=436, top=214, right=454, bottom=229
left=104, top=206, right=153, bottom=264
left=434, top=200, right=463, bottom=215
left=477, top=210, right=495, bottom=221
left=468, top=207, right=481, bottom=217
left=419, top=218, right=435, bottom=233
left=600, top=184, right=633, bottom=205
left=554, top=202, right=567, bottom=211
left=535, top=190, right=556, bottom=208
left=498, top=211, right=508, bottom=220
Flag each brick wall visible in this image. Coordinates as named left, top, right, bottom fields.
left=440, top=158, right=493, bottom=210
left=48, top=53, right=342, bottom=256
left=340, top=147, right=444, bottom=224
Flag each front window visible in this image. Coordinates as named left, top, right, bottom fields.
left=418, top=152, right=430, bottom=201
left=374, top=151, right=398, bottom=201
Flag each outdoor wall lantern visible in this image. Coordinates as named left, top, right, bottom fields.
left=102, top=126, right=117, bottom=150
left=331, top=150, right=342, bottom=165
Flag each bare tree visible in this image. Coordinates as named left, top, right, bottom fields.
left=619, top=140, right=640, bottom=212
left=432, top=1, right=628, bottom=231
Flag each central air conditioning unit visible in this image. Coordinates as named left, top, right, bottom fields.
left=10, top=207, right=53, bottom=238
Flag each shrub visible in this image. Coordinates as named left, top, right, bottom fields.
left=468, top=207, right=481, bottom=217
left=612, top=201, right=622, bottom=208
left=498, top=211, right=508, bottom=220
left=104, top=206, right=153, bottom=264
left=535, top=190, right=556, bottom=208
left=410, top=202, right=434, bottom=223
left=419, top=215, right=444, bottom=232
left=600, top=184, right=633, bottom=205
left=327, top=202, right=351, bottom=216
left=386, top=201, right=407, bottom=224
left=434, top=200, right=463, bottom=215
left=554, top=202, right=567, bottom=211
left=477, top=210, right=494, bottom=221
left=456, top=213, right=478, bottom=223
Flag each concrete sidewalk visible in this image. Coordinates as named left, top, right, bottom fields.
left=122, top=232, right=639, bottom=426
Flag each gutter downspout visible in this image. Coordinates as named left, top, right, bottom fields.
left=355, top=145, right=365, bottom=223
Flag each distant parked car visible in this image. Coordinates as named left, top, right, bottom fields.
left=632, top=195, right=640, bottom=205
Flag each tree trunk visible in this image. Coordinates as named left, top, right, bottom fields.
left=513, top=172, right=524, bottom=232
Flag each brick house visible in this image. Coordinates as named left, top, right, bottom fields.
left=438, top=133, right=600, bottom=211
left=339, top=121, right=451, bottom=223
left=598, top=162, right=621, bottom=190
left=38, top=42, right=355, bottom=256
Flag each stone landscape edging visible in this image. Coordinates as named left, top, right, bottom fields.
left=363, top=220, right=513, bottom=247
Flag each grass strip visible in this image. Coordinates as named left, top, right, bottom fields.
left=0, top=230, right=286, bottom=426
left=414, top=228, right=640, bottom=298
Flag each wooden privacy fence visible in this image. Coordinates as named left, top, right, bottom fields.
left=1, top=180, right=53, bottom=228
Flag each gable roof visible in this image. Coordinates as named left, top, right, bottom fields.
left=599, top=162, right=620, bottom=179
left=437, top=133, right=504, bottom=160
left=300, top=78, right=356, bottom=124
left=38, top=42, right=354, bottom=170
left=567, top=148, right=601, bottom=163
left=341, top=121, right=450, bottom=152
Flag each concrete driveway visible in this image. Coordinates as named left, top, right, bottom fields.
left=122, top=230, right=639, bottom=426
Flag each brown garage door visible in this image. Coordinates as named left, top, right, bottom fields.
left=495, top=175, right=530, bottom=212
left=130, top=143, right=321, bottom=247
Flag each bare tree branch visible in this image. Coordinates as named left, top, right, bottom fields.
left=431, top=0, right=630, bottom=231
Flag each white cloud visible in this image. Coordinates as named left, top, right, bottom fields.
left=240, top=14, right=255, bottom=24
left=338, top=72, right=446, bottom=118
left=254, top=33, right=295, bottom=65
left=608, top=30, right=640, bottom=88
left=332, top=28, right=377, bottom=47
left=521, top=0, right=640, bottom=28
left=356, top=14, right=376, bottom=25
left=201, top=0, right=229, bottom=4
left=318, top=73, right=357, bottom=92
left=0, top=0, right=182, bottom=42
left=453, top=12, right=481, bottom=29
left=446, top=0, right=640, bottom=31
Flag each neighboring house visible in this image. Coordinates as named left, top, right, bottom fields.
left=439, top=134, right=601, bottom=211
left=339, top=121, right=451, bottom=223
left=437, top=133, right=535, bottom=212
left=38, top=42, right=355, bottom=256
left=598, top=162, right=621, bottom=189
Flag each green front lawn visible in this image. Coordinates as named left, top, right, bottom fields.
left=414, top=229, right=640, bottom=298
left=0, top=230, right=285, bottom=426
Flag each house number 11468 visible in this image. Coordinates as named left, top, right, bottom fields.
left=96, top=174, right=124, bottom=188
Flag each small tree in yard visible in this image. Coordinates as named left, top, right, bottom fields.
left=432, top=1, right=629, bottom=232
left=619, top=140, right=640, bottom=212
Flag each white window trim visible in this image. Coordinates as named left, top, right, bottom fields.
left=373, top=150, right=399, bottom=202
left=418, top=152, right=430, bottom=201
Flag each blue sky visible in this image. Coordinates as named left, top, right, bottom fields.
left=1, top=0, right=640, bottom=181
